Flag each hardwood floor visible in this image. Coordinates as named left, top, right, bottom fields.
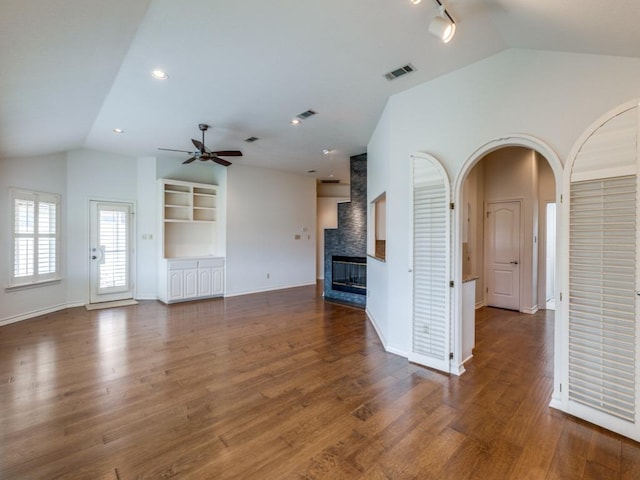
left=1, top=286, right=639, bottom=479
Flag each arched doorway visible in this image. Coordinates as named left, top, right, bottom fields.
left=452, top=136, right=563, bottom=381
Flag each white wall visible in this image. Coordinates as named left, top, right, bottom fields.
left=65, top=149, right=138, bottom=305
left=317, top=197, right=348, bottom=279
left=367, top=48, right=640, bottom=358
left=0, top=154, right=68, bottom=324
left=226, top=164, right=316, bottom=296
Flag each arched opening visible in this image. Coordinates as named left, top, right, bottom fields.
left=452, top=136, right=563, bottom=380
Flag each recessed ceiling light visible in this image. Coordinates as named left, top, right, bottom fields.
left=290, top=118, right=301, bottom=126
left=329, top=174, right=334, bottom=178
left=113, top=128, right=124, bottom=134
left=322, top=149, right=331, bottom=155
left=410, top=0, right=422, bottom=4
left=151, top=69, right=169, bottom=80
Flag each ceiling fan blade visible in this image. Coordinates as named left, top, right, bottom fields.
left=212, top=150, right=243, bottom=157
left=212, top=156, right=232, bottom=167
left=159, top=148, right=193, bottom=153
left=192, top=139, right=205, bottom=152
left=182, top=157, right=197, bottom=164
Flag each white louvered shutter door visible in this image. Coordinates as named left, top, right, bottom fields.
left=409, top=154, right=451, bottom=373
left=567, top=105, right=640, bottom=441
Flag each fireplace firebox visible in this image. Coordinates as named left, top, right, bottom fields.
left=331, top=256, right=366, bottom=295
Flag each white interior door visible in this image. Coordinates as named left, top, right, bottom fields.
left=409, top=154, right=451, bottom=374
left=89, top=201, right=133, bottom=303
left=485, top=201, right=521, bottom=310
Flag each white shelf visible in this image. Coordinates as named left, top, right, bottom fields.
left=158, top=178, right=225, bottom=304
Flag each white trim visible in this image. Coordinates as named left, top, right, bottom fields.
left=453, top=134, right=564, bottom=403
left=223, top=281, right=317, bottom=298
left=0, top=301, right=84, bottom=327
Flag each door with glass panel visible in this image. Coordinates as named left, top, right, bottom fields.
left=89, top=201, right=133, bottom=303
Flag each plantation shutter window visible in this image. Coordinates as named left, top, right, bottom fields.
left=10, top=189, right=61, bottom=287
left=565, top=103, right=639, bottom=441
left=409, top=154, right=451, bottom=373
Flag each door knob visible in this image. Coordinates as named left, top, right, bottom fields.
left=92, top=255, right=97, bottom=260
left=510, top=261, right=519, bottom=265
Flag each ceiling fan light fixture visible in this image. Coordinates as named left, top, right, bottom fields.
left=151, top=69, right=169, bottom=80
left=429, top=4, right=456, bottom=43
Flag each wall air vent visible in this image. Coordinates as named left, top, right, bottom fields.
left=244, top=136, right=259, bottom=143
left=321, top=179, right=340, bottom=184
left=296, top=109, right=317, bottom=120
left=384, top=63, right=415, bottom=81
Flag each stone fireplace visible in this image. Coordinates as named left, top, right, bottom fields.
left=324, top=154, right=367, bottom=306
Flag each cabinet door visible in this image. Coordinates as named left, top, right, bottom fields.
left=212, top=267, right=224, bottom=295
left=168, top=269, right=184, bottom=301
left=184, top=268, right=198, bottom=298
left=198, top=267, right=213, bottom=297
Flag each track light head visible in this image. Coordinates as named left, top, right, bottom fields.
left=429, top=5, right=456, bottom=43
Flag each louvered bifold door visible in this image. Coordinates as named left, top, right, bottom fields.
left=409, top=155, right=451, bottom=373
left=566, top=104, right=639, bottom=441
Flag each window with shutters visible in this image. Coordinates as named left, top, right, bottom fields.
left=409, top=154, right=451, bottom=373
left=9, top=188, right=61, bottom=287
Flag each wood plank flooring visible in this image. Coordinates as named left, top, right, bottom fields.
left=1, top=285, right=639, bottom=479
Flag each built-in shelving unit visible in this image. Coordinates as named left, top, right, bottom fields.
left=158, top=178, right=224, bottom=303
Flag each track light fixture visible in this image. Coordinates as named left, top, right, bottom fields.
left=428, top=0, right=456, bottom=43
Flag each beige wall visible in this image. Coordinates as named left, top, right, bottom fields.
left=462, top=147, right=556, bottom=312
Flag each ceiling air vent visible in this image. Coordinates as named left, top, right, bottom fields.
left=244, top=136, right=259, bottom=143
left=384, top=63, right=415, bottom=81
left=296, top=109, right=317, bottom=120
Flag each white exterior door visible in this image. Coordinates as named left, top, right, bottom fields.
left=409, top=153, right=452, bottom=374
left=89, top=201, right=133, bottom=303
left=564, top=102, right=640, bottom=441
left=485, top=201, right=521, bottom=310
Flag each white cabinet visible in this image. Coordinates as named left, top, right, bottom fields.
left=196, top=258, right=224, bottom=297
left=162, top=258, right=224, bottom=303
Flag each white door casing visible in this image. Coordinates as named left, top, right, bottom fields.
left=89, top=201, right=134, bottom=303
left=485, top=201, right=521, bottom=311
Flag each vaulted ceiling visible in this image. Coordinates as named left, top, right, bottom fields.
left=2, top=0, right=640, bottom=183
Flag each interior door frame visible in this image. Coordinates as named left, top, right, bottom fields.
left=89, top=199, right=136, bottom=304
left=452, top=134, right=564, bottom=403
left=484, top=198, right=523, bottom=312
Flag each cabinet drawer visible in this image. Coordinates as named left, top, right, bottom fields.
left=168, top=260, right=198, bottom=270
left=198, top=258, right=224, bottom=268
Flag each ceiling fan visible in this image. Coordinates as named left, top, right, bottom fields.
left=159, top=123, right=242, bottom=166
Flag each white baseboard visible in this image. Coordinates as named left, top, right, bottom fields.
left=224, top=281, right=317, bottom=298
left=475, top=301, right=486, bottom=309
left=0, top=301, right=84, bottom=327
left=521, top=305, right=539, bottom=314
left=365, top=308, right=409, bottom=360
left=135, top=294, right=159, bottom=301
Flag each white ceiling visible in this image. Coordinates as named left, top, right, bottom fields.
left=2, top=0, right=640, bottom=183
